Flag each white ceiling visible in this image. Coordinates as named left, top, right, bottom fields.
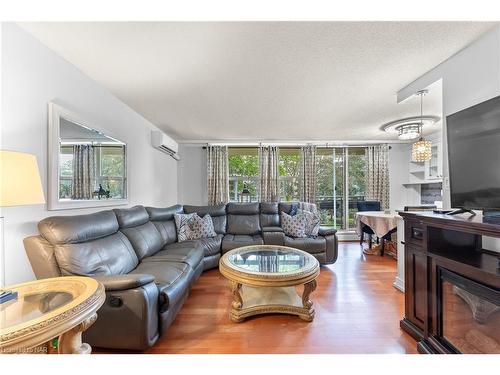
left=19, top=22, right=497, bottom=142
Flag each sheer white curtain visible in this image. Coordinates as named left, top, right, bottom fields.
left=207, top=145, right=229, bottom=205
left=258, top=145, right=279, bottom=202
left=365, top=144, right=390, bottom=209
left=72, top=144, right=95, bottom=199
left=300, top=145, right=317, bottom=203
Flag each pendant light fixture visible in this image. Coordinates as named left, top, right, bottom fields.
left=411, top=90, right=433, bottom=162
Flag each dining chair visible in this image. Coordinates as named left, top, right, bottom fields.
left=356, top=201, right=381, bottom=249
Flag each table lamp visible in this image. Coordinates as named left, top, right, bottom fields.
left=0, top=150, right=45, bottom=299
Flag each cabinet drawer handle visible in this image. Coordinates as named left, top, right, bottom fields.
left=412, top=227, right=423, bottom=240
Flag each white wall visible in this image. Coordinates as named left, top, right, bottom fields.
left=177, top=144, right=207, bottom=205
left=397, top=25, right=500, bottom=209
left=1, top=23, right=178, bottom=285
left=388, top=143, right=411, bottom=211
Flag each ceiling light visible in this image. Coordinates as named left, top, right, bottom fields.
left=411, top=90, right=433, bottom=162
left=382, top=116, right=439, bottom=138
left=397, top=124, right=421, bottom=140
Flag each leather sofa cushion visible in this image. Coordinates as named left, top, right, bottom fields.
left=226, top=202, right=259, bottom=214
left=222, top=234, right=264, bottom=252
left=260, top=202, right=279, bottom=227
left=227, top=214, right=261, bottom=235
left=183, top=204, right=226, bottom=217
left=143, top=242, right=204, bottom=269
left=177, top=234, right=223, bottom=257
left=146, top=205, right=184, bottom=221
left=120, top=221, right=164, bottom=260
left=54, top=231, right=139, bottom=276
left=131, top=261, right=191, bottom=310
left=39, top=210, right=119, bottom=244
left=114, top=206, right=150, bottom=228
left=151, top=220, right=177, bottom=245
left=284, top=236, right=326, bottom=254
left=260, top=213, right=279, bottom=227
left=211, top=216, right=227, bottom=235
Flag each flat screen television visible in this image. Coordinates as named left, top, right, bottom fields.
left=447, top=95, right=500, bottom=211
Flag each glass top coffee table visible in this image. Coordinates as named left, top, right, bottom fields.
left=219, top=245, right=320, bottom=322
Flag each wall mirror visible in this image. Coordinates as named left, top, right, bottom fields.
left=48, top=103, right=128, bottom=210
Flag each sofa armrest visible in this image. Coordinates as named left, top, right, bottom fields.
left=261, top=226, right=284, bottom=233
left=318, top=227, right=337, bottom=237
left=93, top=274, right=155, bottom=291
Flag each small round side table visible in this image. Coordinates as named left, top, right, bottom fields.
left=0, top=276, right=105, bottom=354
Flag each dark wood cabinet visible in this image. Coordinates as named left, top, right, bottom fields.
left=399, top=212, right=500, bottom=354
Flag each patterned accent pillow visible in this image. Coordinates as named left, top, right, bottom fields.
left=174, top=213, right=217, bottom=242
left=174, top=213, right=196, bottom=242
left=297, top=209, right=320, bottom=237
left=281, top=212, right=308, bottom=238
left=186, top=214, right=217, bottom=240
left=289, top=203, right=300, bottom=216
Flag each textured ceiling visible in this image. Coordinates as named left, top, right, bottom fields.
left=19, top=22, right=496, bottom=141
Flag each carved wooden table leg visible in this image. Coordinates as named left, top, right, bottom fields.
left=58, top=313, right=98, bottom=354
left=300, top=279, right=317, bottom=321
left=229, top=281, right=244, bottom=322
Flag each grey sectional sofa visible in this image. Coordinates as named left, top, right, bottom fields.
left=23, top=202, right=338, bottom=351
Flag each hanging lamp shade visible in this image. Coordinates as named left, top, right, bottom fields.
left=411, top=138, right=432, bottom=162
left=410, top=90, right=432, bottom=162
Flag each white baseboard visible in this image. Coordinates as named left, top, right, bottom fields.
left=336, top=230, right=359, bottom=241
left=393, top=276, right=405, bottom=293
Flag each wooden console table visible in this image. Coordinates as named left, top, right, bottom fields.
left=399, top=212, right=500, bottom=354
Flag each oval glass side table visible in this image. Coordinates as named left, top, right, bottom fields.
left=0, top=276, right=105, bottom=354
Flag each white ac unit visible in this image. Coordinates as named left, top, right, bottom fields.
left=151, top=130, right=180, bottom=160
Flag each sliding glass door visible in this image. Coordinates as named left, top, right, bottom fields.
left=316, top=147, right=366, bottom=231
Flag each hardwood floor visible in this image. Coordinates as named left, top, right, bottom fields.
left=140, top=242, right=418, bottom=354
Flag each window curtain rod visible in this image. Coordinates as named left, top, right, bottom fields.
left=202, top=143, right=391, bottom=149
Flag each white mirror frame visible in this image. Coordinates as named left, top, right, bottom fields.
left=48, top=102, right=129, bottom=210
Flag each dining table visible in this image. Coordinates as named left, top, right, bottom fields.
left=355, top=211, right=401, bottom=257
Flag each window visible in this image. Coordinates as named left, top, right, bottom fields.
left=98, top=146, right=127, bottom=199
left=315, top=147, right=367, bottom=230
left=228, top=147, right=259, bottom=202
left=278, top=148, right=301, bottom=202
left=58, top=145, right=126, bottom=200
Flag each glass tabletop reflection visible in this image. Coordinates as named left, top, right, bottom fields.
left=0, top=291, right=73, bottom=330
left=227, top=247, right=311, bottom=274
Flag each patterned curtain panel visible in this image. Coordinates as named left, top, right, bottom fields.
left=365, top=144, right=390, bottom=209
left=207, top=145, right=229, bottom=205
left=71, top=144, right=95, bottom=199
left=299, top=145, right=317, bottom=203
left=258, top=145, right=279, bottom=202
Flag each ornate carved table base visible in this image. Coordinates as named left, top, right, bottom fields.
left=58, top=313, right=98, bottom=354
left=229, top=280, right=317, bottom=322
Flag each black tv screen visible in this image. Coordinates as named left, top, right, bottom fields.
left=447, top=95, right=500, bottom=210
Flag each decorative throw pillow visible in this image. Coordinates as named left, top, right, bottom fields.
left=174, top=213, right=217, bottom=242
left=281, top=212, right=308, bottom=238
left=174, top=213, right=196, bottom=242
left=297, top=209, right=321, bottom=237
left=289, top=203, right=300, bottom=216
left=186, top=214, right=217, bottom=240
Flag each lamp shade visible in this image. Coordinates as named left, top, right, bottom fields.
left=411, top=139, right=432, bottom=162
left=0, top=150, right=45, bottom=207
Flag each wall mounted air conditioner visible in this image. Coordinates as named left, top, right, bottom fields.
left=151, top=130, right=180, bottom=160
